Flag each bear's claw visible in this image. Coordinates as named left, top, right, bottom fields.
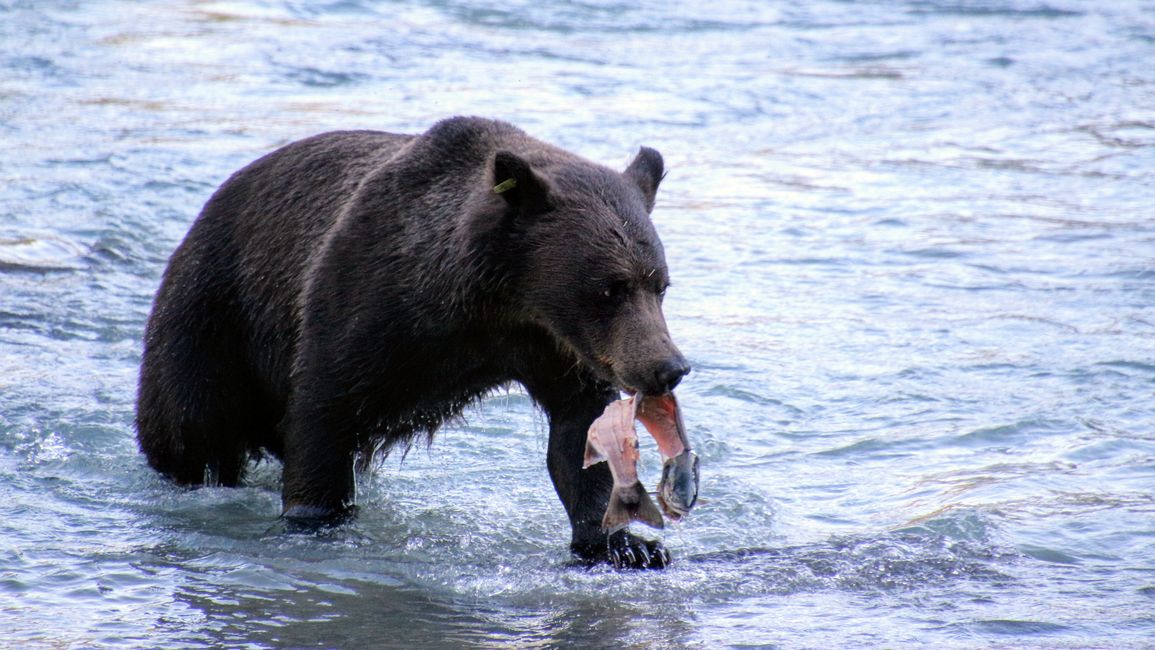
left=609, top=531, right=670, bottom=569
left=572, top=529, right=670, bottom=569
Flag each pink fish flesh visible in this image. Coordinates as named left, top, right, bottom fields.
left=636, top=393, right=699, bottom=520
left=583, top=397, right=664, bottom=532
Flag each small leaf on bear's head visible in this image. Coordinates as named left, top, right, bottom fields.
left=492, top=150, right=550, bottom=216
left=492, top=178, right=518, bottom=194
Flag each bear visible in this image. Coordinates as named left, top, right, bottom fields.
left=136, top=116, right=691, bottom=568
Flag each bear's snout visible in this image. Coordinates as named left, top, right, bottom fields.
left=618, top=351, right=690, bottom=396
left=607, top=298, right=689, bottom=395
left=651, top=357, right=691, bottom=394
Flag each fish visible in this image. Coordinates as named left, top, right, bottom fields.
left=637, top=392, right=699, bottom=520
left=583, top=397, right=665, bottom=532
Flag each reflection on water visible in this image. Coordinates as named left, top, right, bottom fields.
left=2, top=0, right=1154, bottom=647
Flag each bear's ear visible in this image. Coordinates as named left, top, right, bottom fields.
left=492, top=151, right=550, bottom=217
left=624, top=146, right=664, bottom=213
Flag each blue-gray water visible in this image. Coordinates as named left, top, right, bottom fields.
left=2, top=1, right=1154, bottom=648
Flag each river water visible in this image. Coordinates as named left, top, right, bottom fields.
left=2, top=1, right=1154, bottom=648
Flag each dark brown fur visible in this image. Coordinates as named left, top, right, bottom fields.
left=136, top=117, right=689, bottom=567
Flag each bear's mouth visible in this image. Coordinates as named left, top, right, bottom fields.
left=593, top=352, right=638, bottom=395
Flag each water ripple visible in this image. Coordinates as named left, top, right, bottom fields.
left=0, top=234, right=88, bottom=272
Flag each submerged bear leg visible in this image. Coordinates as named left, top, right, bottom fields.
left=136, top=288, right=264, bottom=487
left=279, top=399, right=358, bottom=521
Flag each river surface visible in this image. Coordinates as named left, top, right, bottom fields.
left=2, top=1, right=1154, bottom=648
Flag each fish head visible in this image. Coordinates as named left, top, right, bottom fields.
left=658, top=451, right=699, bottom=520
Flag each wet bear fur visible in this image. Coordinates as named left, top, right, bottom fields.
left=136, top=117, right=690, bottom=568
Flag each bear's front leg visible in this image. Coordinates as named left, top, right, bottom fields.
left=541, top=383, right=671, bottom=569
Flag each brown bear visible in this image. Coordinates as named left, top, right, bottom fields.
left=136, top=117, right=690, bottom=568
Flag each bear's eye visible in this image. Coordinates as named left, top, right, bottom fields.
left=601, top=280, right=629, bottom=302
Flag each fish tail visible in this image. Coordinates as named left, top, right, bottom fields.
left=635, top=484, right=665, bottom=529
left=602, top=481, right=665, bottom=531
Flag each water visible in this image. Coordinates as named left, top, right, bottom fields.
left=2, top=0, right=1154, bottom=647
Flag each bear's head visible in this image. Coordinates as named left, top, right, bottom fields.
left=491, top=147, right=690, bottom=396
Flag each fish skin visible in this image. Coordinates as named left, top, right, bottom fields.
left=584, top=398, right=664, bottom=532
left=636, top=393, right=689, bottom=459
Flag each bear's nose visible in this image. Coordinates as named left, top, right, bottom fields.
left=653, top=358, right=691, bottom=393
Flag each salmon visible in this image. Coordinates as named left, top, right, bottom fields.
left=637, top=393, right=699, bottom=520
left=584, top=393, right=700, bottom=531
left=583, top=397, right=664, bottom=532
